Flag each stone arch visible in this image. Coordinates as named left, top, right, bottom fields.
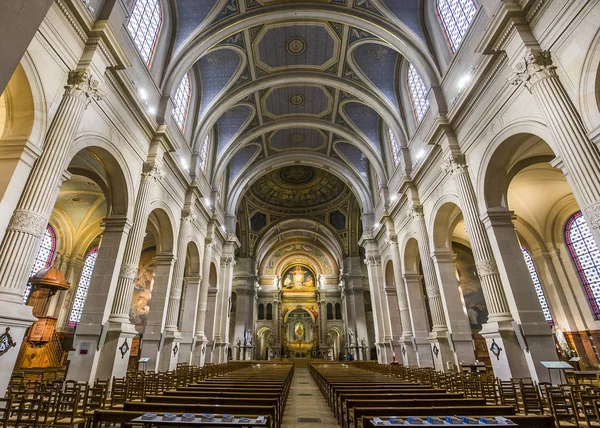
left=578, top=25, right=600, bottom=132
left=146, top=207, right=176, bottom=254
left=212, top=117, right=388, bottom=188
left=431, top=201, right=464, bottom=252
left=227, top=152, right=374, bottom=216
left=385, top=259, right=395, bottom=288
left=209, top=261, right=218, bottom=289
left=185, top=240, right=201, bottom=277
left=401, top=235, right=421, bottom=274
left=282, top=307, right=315, bottom=324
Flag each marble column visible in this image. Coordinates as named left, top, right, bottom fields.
left=191, top=238, right=213, bottom=366
left=363, top=241, right=394, bottom=363
left=68, top=216, right=131, bottom=383
left=0, top=70, right=101, bottom=395
left=508, top=49, right=600, bottom=246
left=431, top=250, right=476, bottom=366
left=384, top=286, right=403, bottom=360
left=318, top=297, right=328, bottom=352
left=388, top=236, right=418, bottom=366
left=481, top=207, right=556, bottom=381
left=442, top=154, right=529, bottom=380
left=94, top=161, right=164, bottom=380
left=211, top=251, right=236, bottom=364
left=272, top=292, right=281, bottom=357
left=403, top=273, right=435, bottom=368
left=408, top=205, right=454, bottom=371
left=178, top=275, right=201, bottom=363
left=140, top=253, right=175, bottom=372
left=161, top=209, right=196, bottom=368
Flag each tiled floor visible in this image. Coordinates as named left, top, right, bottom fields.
left=282, top=368, right=339, bottom=427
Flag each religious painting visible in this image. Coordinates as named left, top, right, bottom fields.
left=453, top=243, right=488, bottom=330
left=129, top=249, right=155, bottom=333
left=281, top=264, right=316, bottom=291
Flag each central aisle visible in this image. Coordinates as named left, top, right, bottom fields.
left=282, top=367, right=339, bottom=428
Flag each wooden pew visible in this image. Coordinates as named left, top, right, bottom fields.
left=361, top=414, right=554, bottom=428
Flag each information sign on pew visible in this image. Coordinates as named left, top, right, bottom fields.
left=131, top=414, right=268, bottom=427
left=369, top=416, right=518, bottom=426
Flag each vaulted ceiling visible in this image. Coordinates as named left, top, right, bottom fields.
left=163, top=0, right=434, bottom=258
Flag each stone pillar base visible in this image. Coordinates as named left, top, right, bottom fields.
left=451, top=331, right=477, bottom=367
left=429, top=331, right=455, bottom=372
left=413, top=336, right=434, bottom=368
left=244, top=345, right=255, bottom=361
left=376, top=342, right=394, bottom=364
left=191, top=336, right=208, bottom=367
left=0, top=301, right=37, bottom=396
left=141, top=331, right=182, bottom=372
left=95, top=321, right=137, bottom=381
left=399, top=336, right=418, bottom=367
left=210, top=342, right=228, bottom=364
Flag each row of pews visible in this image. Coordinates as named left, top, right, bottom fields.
left=310, top=362, right=555, bottom=428
left=93, top=362, right=293, bottom=427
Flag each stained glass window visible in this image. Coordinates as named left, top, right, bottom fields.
left=566, top=211, right=600, bottom=319
left=521, top=246, right=553, bottom=325
left=68, top=249, right=98, bottom=326
left=127, top=0, right=162, bottom=65
left=407, top=64, right=430, bottom=123
left=22, top=225, right=56, bottom=303
left=436, top=0, right=478, bottom=53
left=388, top=128, right=401, bottom=167
left=199, top=135, right=210, bottom=173
left=172, top=73, right=191, bottom=131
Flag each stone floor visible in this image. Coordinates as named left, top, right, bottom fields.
left=282, top=368, right=339, bottom=428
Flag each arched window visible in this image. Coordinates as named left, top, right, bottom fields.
left=258, top=303, right=264, bottom=320
left=388, top=128, right=401, bottom=167
left=127, top=0, right=162, bottom=65
left=436, top=0, right=478, bottom=53
left=172, top=73, right=192, bottom=131
left=326, top=303, right=333, bottom=320
left=335, top=303, right=342, bottom=320
left=521, top=246, right=553, bottom=325
left=566, top=211, right=600, bottom=319
left=23, top=225, right=56, bottom=303
left=407, top=64, right=430, bottom=123
left=266, top=303, right=273, bottom=320
left=199, top=135, right=210, bottom=173
left=68, top=249, right=99, bottom=326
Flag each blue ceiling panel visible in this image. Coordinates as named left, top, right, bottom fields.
left=263, top=85, right=331, bottom=118
left=335, top=142, right=369, bottom=182
left=230, top=145, right=260, bottom=183
left=353, top=43, right=399, bottom=107
left=380, top=0, right=424, bottom=39
left=217, top=105, right=253, bottom=154
left=174, top=0, right=216, bottom=49
left=269, top=128, right=325, bottom=151
left=198, top=48, right=242, bottom=112
left=342, top=102, right=381, bottom=152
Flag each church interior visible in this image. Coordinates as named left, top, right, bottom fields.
left=2, top=0, right=600, bottom=426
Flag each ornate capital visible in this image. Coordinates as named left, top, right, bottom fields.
left=364, top=255, right=381, bottom=266
left=441, top=154, right=467, bottom=175
left=585, top=203, right=600, bottom=230
left=119, top=263, right=138, bottom=280
left=142, top=162, right=165, bottom=182
left=8, top=210, right=47, bottom=237
left=221, top=256, right=236, bottom=267
left=508, top=49, right=556, bottom=89
left=65, top=70, right=103, bottom=102
left=181, top=210, right=197, bottom=224
left=407, top=204, right=424, bottom=220
left=475, top=259, right=499, bottom=277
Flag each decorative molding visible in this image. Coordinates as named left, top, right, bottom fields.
left=65, top=70, right=103, bottom=102
left=490, top=339, right=502, bottom=360
left=585, top=202, right=600, bottom=230
left=0, top=327, right=17, bottom=357
left=441, top=154, right=467, bottom=175
left=7, top=210, right=47, bottom=237
left=119, top=339, right=129, bottom=359
left=142, top=162, right=165, bottom=182
left=475, top=259, right=499, bottom=277
left=221, top=256, right=236, bottom=267
left=364, top=255, right=381, bottom=266
left=507, top=49, right=556, bottom=90
left=407, top=204, right=424, bottom=220
left=119, top=264, right=138, bottom=280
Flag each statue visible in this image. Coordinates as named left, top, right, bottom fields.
left=295, top=322, right=304, bottom=338
left=348, top=330, right=355, bottom=345
left=244, top=329, right=253, bottom=346
left=274, top=276, right=280, bottom=290
left=283, top=274, right=293, bottom=289
left=361, top=338, right=366, bottom=348
left=317, top=274, right=325, bottom=290
left=237, top=337, right=241, bottom=347
left=292, top=265, right=305, bottom=288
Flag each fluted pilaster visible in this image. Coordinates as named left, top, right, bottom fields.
left=408, top=206, right=448, bottom=331
left=109, top=163, right=164, bottom=322
left=194, top=239, right=214, bottom=339
left=442, top=156, right=512, bottom=322
left=165, top=211, right=196, bottom=331
left=388, top=236, right=412, bottom=338
left=0, top=70, right=102, bottom=303
left=509, top=49, right=600, bottom=231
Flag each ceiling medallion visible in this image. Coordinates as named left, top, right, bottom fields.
left=286, top=38, right=306, bottom=56
left=289, top=94, right=305, bottom=106
left=291, top=133, right=305, bottom=143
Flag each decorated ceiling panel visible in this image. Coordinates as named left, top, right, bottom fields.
left=173, top=0, right=217, bottom=49
left=230, top=144, right=261, bottom=183
left=198, top=48, right=243, bottom=112
left=254, top=22, right=340, bottom=73
left=53, top=175, right=106, bottom=237
left=217, top=104, right=254, bottom=154
left=334, top=141, right=369, bottom=182
left=269, top=128, right=326, bottom=151
left=262, top=85, right=333, bottom=120
left=341, top=101, right=381, bottom=152
left=351, top=42, right=399, bottom=107
left=380, top=0, right=424, bottom=39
